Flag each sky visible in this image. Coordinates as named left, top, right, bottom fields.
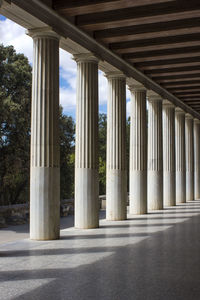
left=0, top=15, right=131, bottom=120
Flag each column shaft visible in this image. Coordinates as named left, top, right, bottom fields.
left=129, top=87, right=147, bottom=214
left=74, top=54, right=99, bottom=229
left=194, top=119, right=200, bottom=199
left=175, top=108, right=186, bottom=203
left=163, top=101, right=175, bottom=207
left=185, top=114, right=194, bottom=201
left=30, top=31, right=60, bottom=240
left=147, top=94, right=163, bottom=210
left=106, top=73, right=127, bottom=220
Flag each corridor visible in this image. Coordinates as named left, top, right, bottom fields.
left=1, top=200, right=200, bottom=300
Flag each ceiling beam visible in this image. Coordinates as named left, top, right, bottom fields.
left=123, top=45, right=200, bottom=59
left=4, top=0, right=200, bottom=119
left=54, top=0, right=174, bottom=16
left=153, top=74, right=200, bottom=80
left=76, top=1, right=200, bottom=26
left=135, top=56, right=200, bottom=68
left=162, top=81, right=200, bottom=88
left=145, top=65, right=200, bottom=74
left=96, top=18, right=200, bottom=40
left=110, top=33, right=200, bottom=52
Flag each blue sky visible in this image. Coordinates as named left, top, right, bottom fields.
left=0, top=15, right=131, bottom=120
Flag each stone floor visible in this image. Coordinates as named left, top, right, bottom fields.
left=1, top=201, right=200, bottom=300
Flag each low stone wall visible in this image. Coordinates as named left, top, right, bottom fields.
left=0, top=203, right=29, bottom=228
left=0, top=199, right=75, bottom=228
left=0, top=195, right=129, bottom=228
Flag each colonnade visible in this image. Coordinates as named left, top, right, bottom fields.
left=29, top=29, right=200, bottom=240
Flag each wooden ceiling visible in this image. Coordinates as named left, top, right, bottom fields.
left=52, top=0, right=200, bottom=112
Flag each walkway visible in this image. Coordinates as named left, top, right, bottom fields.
left=1, top=201, right=200, bottom=300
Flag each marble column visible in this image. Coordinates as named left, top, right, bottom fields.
left=147, top=91, right=163, bottom=210
left=194, top=118, right=200, bottom=200
left=74, top=53, right=99, bottom=229
left=29, top=29, right=60, bottom=240
left=163, top=100, right=175, bottom=207
left=129, top=84, right=147, bottom=214
left=106, top=72, right=127, bottom=220
left=185, top=114, right=194, bottom=201
left=175, top=107, right=186, bottom=204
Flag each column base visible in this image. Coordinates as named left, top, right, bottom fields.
left=148, top=171, right=163, bottom=210
left=194, top=171, right=200, bottom=200
left=75, top=168, right=99, bottom=229
left=106, top=169, right=127, bottom=220
left=176, top=171, right=186, bottom=203
left=186, top=171, right=194, bottom=201
left=129, top=171, right=147, bottom=214
left=30, top=167, right=60, bottom=240
left=163, top=172, right=175, bottom=207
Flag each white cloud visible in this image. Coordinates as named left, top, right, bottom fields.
left=0, top=18, right=132, bottom=118
left=0, top=18, right=33, bottom=62
left=60, top=86, right=76, bottom=113
left=126, top=88, right=131, bottom=118
left=99, top=70, right=107, bottom=105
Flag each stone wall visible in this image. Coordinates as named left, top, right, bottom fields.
left=0, top=199, right=75, bottom=228
left=0, top=195, right=129, bottom=228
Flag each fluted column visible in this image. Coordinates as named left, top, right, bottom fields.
left=74, top=53, right=99, bottom=229
left=28, top=29, right=60, bottom=240
left=147, top=91, right=163, bottom=210
left=194, top=118, right=200, bottom=199
left=185, top=114, right=194, bottom=201
left=129, top=84, right=147, bottom=214
left=163, top=100, right=175, bottom=207
left=106, top=72, right=127, bottom=220
left=175, top=107, right=186, bottom=203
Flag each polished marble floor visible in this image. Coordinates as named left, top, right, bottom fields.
left=1, top=201, right=200, bottom=300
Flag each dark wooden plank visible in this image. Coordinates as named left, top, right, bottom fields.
left=54, top=0, right=174, bottom=16
left=180, top=97, right=200, bottom=99
left=177, top=94, right=200, bottom=97
left=96, top=18, right=200, bottom=40
left=145, top=65, right=200, bottom=74
left=167, top=86, right=200, bottom=91
left=173, top=90, right=200, bottom=95
left=152, top=73, right=200, bottom=80
left=135, top=56, right=200, bottom=68
left=156, top=77, right=200, bottom=83
left=123, top=46, right=200, bottom=59
left=76, top=1, right=200, bottom=26
left=162, top=81, right=200, bottom=88
left=53, top=0, right=116, bottom=9
left=109, top=32, right=200, bottom=53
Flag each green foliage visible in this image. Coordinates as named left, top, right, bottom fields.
left=0, top=44, right=75, bottom=205
left=98, top=113, right=130, bottom=195
left=60, top=107, right=75, bottom=200
left=126, top=116, right=130, bottom=191
left=99, top=113, right=107, bottom=195
left=0, top=45, right=31, bottom=205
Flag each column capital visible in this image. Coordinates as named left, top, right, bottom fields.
left=194, top=118, right=200, bottom=124
left=175, top=107, right=185, bottom=114
left=73, top=52, right=99, bottom=63
left=147, top=90, right=162, bottom=102
left=163, top=99, right=175, bottom=108
left=26, top=27, right=60, bottom=40
left=185, top=113, right=193, bottom=120
left=128, top=84, right=146, bottom=92
left=105, top=71, right=126, bottom=80
left=127, top=78, right=146, bottom=92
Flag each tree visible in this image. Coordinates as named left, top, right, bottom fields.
left=0, top=44, right=32, bottom=205
left=60, top=107, right=75, bottom=200
left=98, top=113, right=130, bottom=195
left=99, top=113, right=107, bottom=195
left=0, top=44, right=75, bottom=205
